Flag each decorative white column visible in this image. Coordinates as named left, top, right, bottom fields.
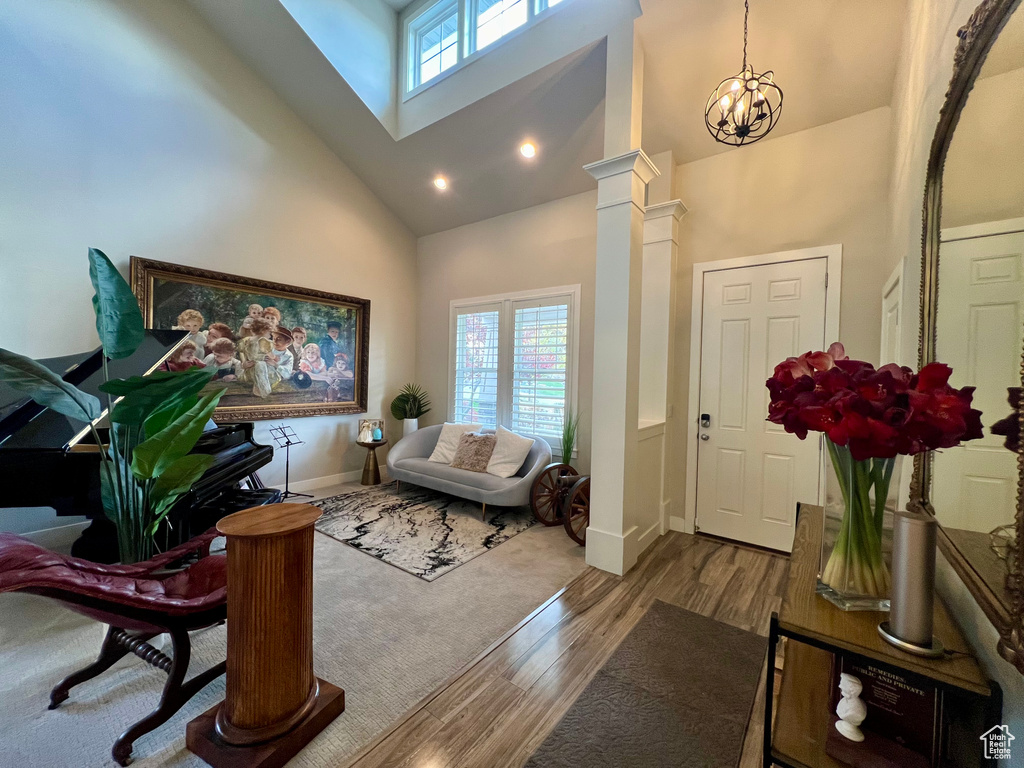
left=641, top=200, right=687, bottom=538
left=639, top=201, right=686, bottom=424
left=583, top=149, right=659, bottom=575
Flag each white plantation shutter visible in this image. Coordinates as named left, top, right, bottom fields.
left=511, top=300, right=569, bottom=440
left=449, top=287, right=578, bottom=450
left=452, top=306, right=500, bottom=428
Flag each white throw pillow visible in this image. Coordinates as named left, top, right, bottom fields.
left=428, top=423, right=482, bottom=464
left=486, top=426, right=536, bottom=478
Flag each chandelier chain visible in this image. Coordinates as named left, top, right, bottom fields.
left=742, top=0, right=749, bottom=72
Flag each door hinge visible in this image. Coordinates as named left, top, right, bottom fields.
left=825, top=272, right=829, bottom=288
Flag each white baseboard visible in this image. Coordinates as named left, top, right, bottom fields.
left=276, top=469, right=363, bottom=494
left=636, top=519, right=662, bottom=558
left=660, top=498, right=673, bottom=534
left=669, top=514, right=694, bottom=534
left=585, top=524, right=639, bottom=576
left=22, top=521, right=90, bottom=554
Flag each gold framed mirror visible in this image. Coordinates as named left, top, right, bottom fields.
left=915, top=0, right=1024, bottom=673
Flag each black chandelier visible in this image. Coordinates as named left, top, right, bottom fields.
left=704, top=0, right=783, bottom=146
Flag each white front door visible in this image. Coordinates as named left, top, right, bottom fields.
left=934, top=231, right=1024, bottom=532
left=695, top=258, right=828, bottom=552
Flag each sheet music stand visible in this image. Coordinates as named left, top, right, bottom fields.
left=269, top=425, right=312, bottom=500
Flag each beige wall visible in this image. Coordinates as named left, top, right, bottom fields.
left=415, top=191, right=597, bottom=474
left=889, top=0, right=1024, bottom=729
left=0, top=0, right=418, bottom=494
left=668, top=106, right=894, bottom=531
left=416, top=108, right=896, bottom=527
left=943, top=67, right=1024, bottom=229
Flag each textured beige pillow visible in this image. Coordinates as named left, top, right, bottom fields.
left=428, top=422, right=482, bottom=463
left=486, top=426, right=536, bottom=478
left=450, top=432, right=497, bottom=472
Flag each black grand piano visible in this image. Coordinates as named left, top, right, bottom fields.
left=0, top=330, right=280, bottom=562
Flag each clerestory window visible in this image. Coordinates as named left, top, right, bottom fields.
left=406, top=0, right=570, bottom=94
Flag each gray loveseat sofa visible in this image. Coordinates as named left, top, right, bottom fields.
left=386, top=425, right=552, bottom=514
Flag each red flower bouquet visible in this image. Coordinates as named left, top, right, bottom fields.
left=766, top=343, right=982, bottom=608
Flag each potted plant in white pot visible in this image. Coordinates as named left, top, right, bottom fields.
left=390, top=383, right=431, bottom=437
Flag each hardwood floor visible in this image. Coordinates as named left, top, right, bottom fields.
left=343, top=530, right=790, bottom=768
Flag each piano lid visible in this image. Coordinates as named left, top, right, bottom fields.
left=0, top=330, right=187, bottom=453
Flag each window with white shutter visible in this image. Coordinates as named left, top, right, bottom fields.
left=452, top=306, right=501, bottom=427
left=449, top=286, right=579, bottom=451
left=511, top=300, right=568, bottom=441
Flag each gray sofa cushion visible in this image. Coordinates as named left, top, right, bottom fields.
left=394, top=458, right=519, bottom=492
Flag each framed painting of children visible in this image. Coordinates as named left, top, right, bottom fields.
left=131, top=256, right=370, bottom=420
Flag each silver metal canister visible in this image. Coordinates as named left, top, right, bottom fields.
left=882, top=509, right=941, bottom=653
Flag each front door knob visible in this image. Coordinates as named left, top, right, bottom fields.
left=699, top=433, right=710, bottom=441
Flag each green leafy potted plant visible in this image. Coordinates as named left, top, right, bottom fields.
left=560, top=407, right=579, bottom=466
left=390, top=383, right=431, bottom=437
left=0, top=249, right=225, bottom=563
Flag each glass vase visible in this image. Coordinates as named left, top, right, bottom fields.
left=817, top=437, right=899, bottom=611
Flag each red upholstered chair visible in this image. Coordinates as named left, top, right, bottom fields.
left=0, top=529, right=228, bottom=766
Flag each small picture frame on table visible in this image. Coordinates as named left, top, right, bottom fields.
left=358, top=419, right=384, bottom=443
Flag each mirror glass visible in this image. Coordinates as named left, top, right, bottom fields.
left=934, top=5, right=1024, bottom=601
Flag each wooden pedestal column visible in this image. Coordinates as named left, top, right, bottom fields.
left=187, top=503, right=344, bottom=768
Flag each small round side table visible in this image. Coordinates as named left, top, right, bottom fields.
left=357, top=440, right=388, bottom=485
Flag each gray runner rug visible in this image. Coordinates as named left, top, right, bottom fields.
left=526, top=600, right=768, bottom=768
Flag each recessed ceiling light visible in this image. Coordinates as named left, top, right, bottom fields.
left=433, top=176, right=448, bottom=190
left=519, top=142, right=537, bottom=159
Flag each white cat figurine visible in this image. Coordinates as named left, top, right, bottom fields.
left=835, top=673, right=867, bottom=742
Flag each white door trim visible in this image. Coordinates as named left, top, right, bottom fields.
left=880, top=260, right=903, bottom=365
left=682, top=245, right=843, bottom=535
left=881, top=261, right=902, bottom=317
left=941, top=216, right=1024, bottom=243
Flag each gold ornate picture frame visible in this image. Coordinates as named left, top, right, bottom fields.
left=913, top=0, right=1024, bottom=674
left=131, top=257, right=370, bottom=421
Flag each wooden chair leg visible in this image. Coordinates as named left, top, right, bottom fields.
left=481, top=502, right=487, bottom=521
left=111, top=627, right=225, bottom=767
left=49, top=626, right=147, bottom=709
left=396, top=480, right=401, bottom=493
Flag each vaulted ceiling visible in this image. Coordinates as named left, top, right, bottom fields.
left=638, top=0, right=906, bottom=163
left=191, top=0, right=907, bottom=236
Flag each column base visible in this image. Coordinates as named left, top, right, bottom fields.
left=186, top=679, right=345, bottom=768
left=585, top=524, right=639, bottom=576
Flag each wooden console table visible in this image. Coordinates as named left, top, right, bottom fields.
left=765, top=504, right=1001, bottom=768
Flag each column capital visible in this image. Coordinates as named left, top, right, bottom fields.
left=644, top=200, right=687, bottom=246
left=584, top=149, right=660, bottom=185
left=644, top=200, right=687, bottom=222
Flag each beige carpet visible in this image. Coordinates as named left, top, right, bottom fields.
left=0, top=483, right=588, bottom=767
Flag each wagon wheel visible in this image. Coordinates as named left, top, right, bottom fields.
left=562, top=476, right=591, bottom=546
left=530, top=463, right=578, bottom=526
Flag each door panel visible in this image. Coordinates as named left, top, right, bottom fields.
left=934, top=232, right=1023, bottom=532
left=696, top=258, right=828, bottom=552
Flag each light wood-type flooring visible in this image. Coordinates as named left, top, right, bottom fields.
left=344, top=530, right=790, bottom=768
